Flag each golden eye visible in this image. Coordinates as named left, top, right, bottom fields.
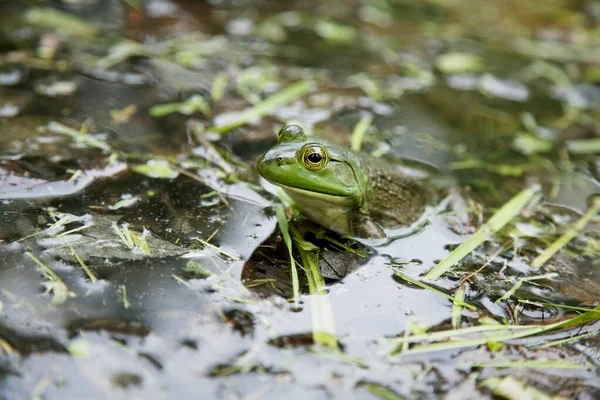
left=302, top=146, right=328, bottom=171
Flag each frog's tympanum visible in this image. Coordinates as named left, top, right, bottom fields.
left=256, top=124, right=433, bottom=238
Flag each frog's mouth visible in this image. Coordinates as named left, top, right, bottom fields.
left=278, top=183, right=358, bottom=206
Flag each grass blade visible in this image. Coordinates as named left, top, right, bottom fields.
left=210, top=80, right=313, bottom=134
left=495, top=273, right=559, bottom=303
left=565, top=138, right=600, bottom=154
left=26, top=252, right=72, bottom=305
left=363, top=383, right=407, bottom=400
left=290, top=225, right=338, bottom=349
left=66, top=240, right=98, bottom=282
left=425, top=187, right=539, bottom=280
left=351, top=113, right=373, bottom=151
left=536, top=330, right=599, bottom=349
left=276, top=205, right=299, bottom=308
left=463, top=359, right=587, bottom=369
left=121, top=285, right=131, bottom=309
left=452, top=285, right=466, bottom=328
left=391, top=305, right=600, bottom=356
left=532, top=197, right=600, bottom=268
left=392, top=267, right=476, bottom=311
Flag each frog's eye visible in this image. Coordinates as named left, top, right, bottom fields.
left=302, top=146, right=328, bottom=171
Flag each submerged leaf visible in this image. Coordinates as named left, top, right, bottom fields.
left=436, top=52, right=484, bottom=74
left=482, top=376, right=567, bottom=400
left=132, top=160, right=179, bottom=179
left=314, top=19, right=357, bottom=44
left=24, top=8, right=98, bottom=37
left=513, top=134, right=554, bottom=155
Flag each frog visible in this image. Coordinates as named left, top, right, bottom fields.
left=256, top=124, right=435, bottom=239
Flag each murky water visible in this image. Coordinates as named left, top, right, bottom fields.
left=1, top=1, right=599, bottom=399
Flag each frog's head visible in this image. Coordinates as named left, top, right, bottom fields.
left=256, top=124, right=367, bottom=207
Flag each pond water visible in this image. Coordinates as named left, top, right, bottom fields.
left=0, top=1, right=599, bottom=399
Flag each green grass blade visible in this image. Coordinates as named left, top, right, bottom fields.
left=482, top=376, right=557, bottom=400
left=25, top=8, right=98, bottom=37
left=310, top=294, right=339, bottom=349
left=566, top=138, right=600, bottom=154
left=351, top=113, right=373, bottom=151
left=425, top=187, right=539, bottom=280
left=26, top=252, right=72, bottom=305
left=66, top=240, right=98, bottom=282
left=536, top=330, right=599, bottom=349
left=496, top=273, right=558, bottom=303
left=121, top=285, right=131, bottom=309
left=276, top=205, right=300, bottom=308
left=463, top=360, right=587, bottom=369
left=397, top=326, right=546, bottom=355
left=392, top=268, right=476, bottom=311
left=211, top=72, right=229, bottom=102
left=26, top=252, right=62, bottom=282
left=452, top=285, right=466, bottom=328
left=392, top=305, right=600, bottom=356
left=196, top=239, right=241, bottom=261
left=48, top=122, right=111, bottom=151
left=546, top=305, right=600, bottom=330
left=210, top=80, right=313, bottom=134
left=388, top=324, right=533, bottom=346
left=363, top=383, right=407, bottom=400
left=532, top=197, right=600, bottom=268
left=289, top=225, right=338, bottom=349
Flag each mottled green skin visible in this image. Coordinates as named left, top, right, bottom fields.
left=256, top=125, right=431, bottom=238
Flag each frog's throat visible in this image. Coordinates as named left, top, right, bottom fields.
left=278, top=184, right=359, bottom=206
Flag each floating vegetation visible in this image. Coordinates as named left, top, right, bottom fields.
left=495, top=273, right=559, bottom=303
left=183, top=260, right=214, bottom=279
left=150, top=95, right=212, bottom=117
left=512, top=133, right=555, bottom=155
left=108, top=195, right=140, bottom=210
left=120, top=285, right=131, bottom=309
left=482, top=376, right=567, bottom=400
left=95, top=40, right=153, bottom=69
left=532, top=197, right=600, bottom=269
left=426, top=187, right=540, bottom=279
left=435, top=52, right=484, bottom=74
left=389, top=305, right=600, bottom=356
left=66, top=241, right=97, bottom=282
left=348, top=73, right=383, bottom=100
left=276, top=204, right=300, bottom=308
left=350, top=113, right=373, bottom=151
left=478, top=74, right=530, bottom=102
left=131, top=160, right=179, bottom=179
left=110, top=104, right=138, bottom=125
left=565, top=138, right=600, bottom=154
left=34, top=79, right=78, bottom=97
left=210, top=80, right=313, bottom=133
left=111, top=223, right=151, bottom=256
left=362, top=382, right=406, bottom=400
left=452, top=285, right=466, bottom=328
left=210, top=72, right=229, bottom=102
left=194, top=239, right=241, bottom=261
left=25, top=252, right=74, bottom=305
left=391, top=267, right=476, bottom=311
left=465, top=359, right=588, bottom=370
left=47, top=121, right=111, bottom=152
left=24, top=8, right=98, bottom=37
left=314, top=19, right=357, bottom=44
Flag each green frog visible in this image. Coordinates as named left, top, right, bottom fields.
left=256, top=124, right=435, bottom=238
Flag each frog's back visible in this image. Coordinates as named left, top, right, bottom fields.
left=363, top=158, right=437, bottom=229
